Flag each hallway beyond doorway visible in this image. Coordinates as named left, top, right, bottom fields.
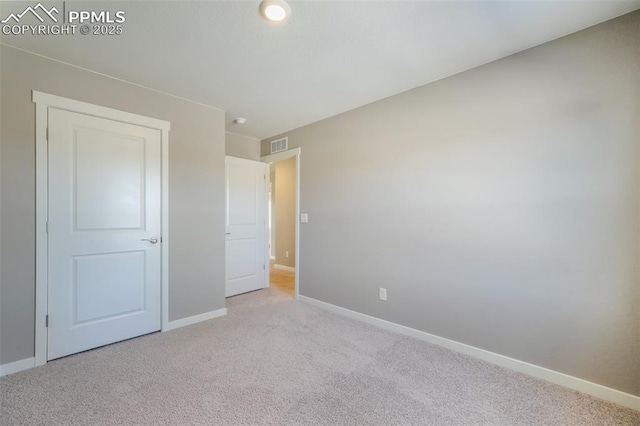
left=270, top=261, right=294, bottom=297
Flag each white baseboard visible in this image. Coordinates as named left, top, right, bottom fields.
left=274, top=264, right=295, bottom=272
left=0, top=357, right=36, bottom=377
left=163, top=307, right=227, bottom=332
left=298, top=295, right=640, bottom=412
left=1, top=309, right=228, bottom=377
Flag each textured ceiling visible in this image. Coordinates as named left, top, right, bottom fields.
left=2, top=1, right=639, bottom=139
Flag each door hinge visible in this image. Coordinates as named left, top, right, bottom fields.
left=46, top=127, right=49, bottom=141
left=45, top=221, right=48, bottom=234
left=45, top=315, right=49, bottom=327
left=263, top=264, right=266, bottom=270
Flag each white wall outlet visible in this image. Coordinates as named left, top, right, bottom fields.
left=285, top=251, right=289, bottom=258
left=379, top=288, right=387, bottom=301
left=300, top=213, right=308, bottom=223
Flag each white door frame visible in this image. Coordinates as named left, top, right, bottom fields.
left=33, top=91, right=171, bottom=367
left=260, top=148, right=301, bottom=299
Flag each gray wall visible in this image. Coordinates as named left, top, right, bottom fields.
left=274, top=158, right=296, bottom=268
left=226, top=132, right=260, bottom=161
left=0, top=45, right=227, bottom=365
left=262, top=11, right=640, bottom=396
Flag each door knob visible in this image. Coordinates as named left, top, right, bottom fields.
left=141, top=237, right=158, bottom=244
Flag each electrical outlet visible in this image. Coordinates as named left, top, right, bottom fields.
left=379, top=288, right=387, bottom=301
left=285, top=251, right=289, bottom=258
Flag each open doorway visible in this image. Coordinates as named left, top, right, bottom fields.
left=262, top=148, right=300, bottom=299
left=268, top=158, right=296, bottom=297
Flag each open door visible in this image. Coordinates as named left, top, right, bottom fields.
left=225, top=156, right=268, bottom=297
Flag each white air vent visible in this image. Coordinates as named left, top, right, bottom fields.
left=270, top=137, right=288, bottom=154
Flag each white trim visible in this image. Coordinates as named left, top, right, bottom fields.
left=261, top=147, right=301, bottom=299
left=161, top=127, right=170, bottom=332
left=261, top=147, right=300, bottom=164
left=298, top=295, right=640, bottom=412
left=34, top=98, right=48, bottom=367
left=0, top=358, right=36, bottom=377
left=164, top=308, right=227, bottom=332
left=33, top=91, right=171, bottom=367
left=274, top=264, right=295, bottom=272
left=32, top=91, right=170, bottom=131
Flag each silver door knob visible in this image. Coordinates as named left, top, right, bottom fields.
left=141, top=237, right=158, bottom=244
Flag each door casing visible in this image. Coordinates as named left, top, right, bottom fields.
left=33, top=91, right=171, bottom=366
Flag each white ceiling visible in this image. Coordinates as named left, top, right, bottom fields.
left=2, top=1, right=639, bottom=139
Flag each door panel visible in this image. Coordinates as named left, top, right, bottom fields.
left=225, top=157, right=267, bottom=297
left=74, top=129, right=145, bottom=230
left=73, top=251, right=146, bottom=324
left=228, top=166, right=258, bottom=225
left=48, top=108, right=162, bottom=360
left=228, top=239, right=258, bottom=279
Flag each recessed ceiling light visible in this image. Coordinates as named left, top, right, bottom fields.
left=233, top=117, right=247, bottom=125
left=259, top=0, right=291, bottom=22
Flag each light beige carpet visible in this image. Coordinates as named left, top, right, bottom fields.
left=1, top=287, right=638, bottom=425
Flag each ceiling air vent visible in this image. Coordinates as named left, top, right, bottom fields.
left=270, top=137, right=288, bottom=154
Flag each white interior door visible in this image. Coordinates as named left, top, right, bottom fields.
left=47, top=108, right=162, bottom=360
left=225, top=156, right=268, bottom=297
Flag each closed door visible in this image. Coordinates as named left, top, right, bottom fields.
left=48, top=108, right=162, bottom=360
left=225, top=157, right=268, bottom=297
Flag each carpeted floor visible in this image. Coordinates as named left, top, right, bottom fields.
left=1, top=287, right=638, bottom=425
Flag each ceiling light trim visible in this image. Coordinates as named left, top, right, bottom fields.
left=259, top=0, right=291, bottom=22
